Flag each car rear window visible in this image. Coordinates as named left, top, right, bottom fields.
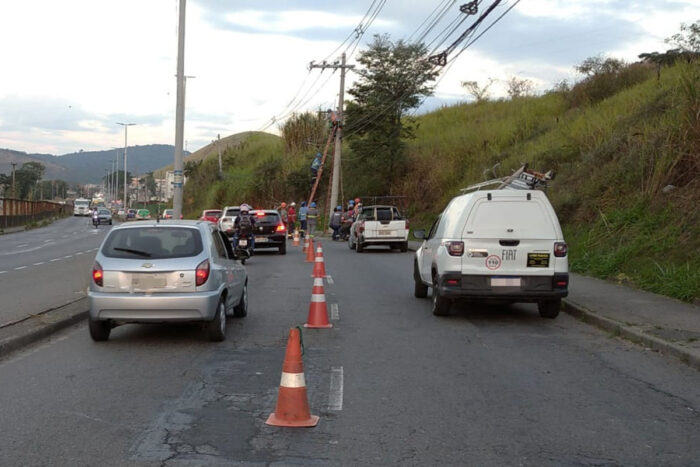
left=225, top=208, right=240, bottom=217
left=253, top=212, right=280, bottom=223
left=102, top=227, right=203, bottom=259
left=204, top=210, right=222, bottom=217
left=465, top=200, right=556, bottom=238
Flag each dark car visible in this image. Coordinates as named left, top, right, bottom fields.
left=251, top=210, right=287, bottom=254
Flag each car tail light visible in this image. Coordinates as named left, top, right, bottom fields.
left=554, top=242, right=568, bottom=257
left=276, top=223, right=286, bottom=232
left=92, top=261, right=103, bottom=287
left=445, top=241, right=464, bottom=256
left=405, top=219, right=410, bottom=229
left=256, top=212, right=265, bottom=217
left=196, top=259, right=210, bottom=286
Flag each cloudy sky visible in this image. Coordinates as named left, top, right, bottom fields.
left=0, top=0, right=698, bottom=156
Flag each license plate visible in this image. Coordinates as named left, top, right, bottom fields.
left=239, top=239, right=248, bottom=247
left=256, top=237, right=268, bottom=243
left=527, top=252, right=550, bottom=268
left=133, top=274, right=167, bottom=290
left=490, top=277, right=521, bottom=287
left=378, top=230, right=392, bottom=236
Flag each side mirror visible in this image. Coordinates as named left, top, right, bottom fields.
left=413, top=229, right=426, bottom=240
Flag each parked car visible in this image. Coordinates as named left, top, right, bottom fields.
left=348, top=205, right=409, bottom=252
left=413, top=189, right=568, bottom=318
left=127, top=209, right=137, bottom=219
left=163, top=209, right=174, bottom=219
left=87, top=220, right=248, bottom=342
left=135, top=209, right=151, bottom=220
left=218, top=205, right=240, bottom=238
left=250, top=209, right=287, bottom=254
left=94, top=208, right=113, bottom=225
left=200, top=209, right=223, bottom=223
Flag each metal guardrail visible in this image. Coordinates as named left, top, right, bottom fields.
left=0, top=198, right=70, bottom=230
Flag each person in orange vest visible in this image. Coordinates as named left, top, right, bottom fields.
left=287, top=202, right=297, bottom=238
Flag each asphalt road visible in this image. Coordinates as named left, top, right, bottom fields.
left=0, top=216, right=112, bottom=326
left=0, top=239, right=699, bottom=466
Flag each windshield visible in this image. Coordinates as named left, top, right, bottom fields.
left=75, top=200, right=89, bottom=207
left=224, top=208, right=240, bottom=217
left=102, top=227, right=203, bottom=259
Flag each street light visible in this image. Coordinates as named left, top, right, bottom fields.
left=116, top=123, right=136, bottom=208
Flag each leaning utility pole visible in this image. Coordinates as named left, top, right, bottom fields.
left=172, top=0, right=187, bottom=219
left=309, top=52, right=355, bottom=223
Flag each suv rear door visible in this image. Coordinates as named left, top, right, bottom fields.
left=461, top=197, right=560, bottom=281
left=364, top=206, right=406, bottom=238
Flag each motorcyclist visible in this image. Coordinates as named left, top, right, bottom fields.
left=330, top=205, right=343, bottom=241
left=233, top=204, right=256, bottom=254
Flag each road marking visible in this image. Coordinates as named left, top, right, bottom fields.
left=326, top=275, right=334, bottom=284
left=17, top=244, right=28, bottom=248
left=33, top=262, right=45, bottom=266
left=328, top=367, right=344, bottom=411
left=76, top=252, right=83, bottom=255
left=14, top=266, right=27, bottom=270
left=64, top=255, right=73, bottom=259
left=45, top=239, right=54, bottom=243
left=50, top=258, right=61, bottom=262
left=330, top=303, right=339, bottom=321
left=84, top=250, right=92, bottom=253
left=0, top=271, right=6, bottom=275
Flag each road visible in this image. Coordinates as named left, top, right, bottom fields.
left=1, top=236, right=699, bottom=465
left=0, top=216, right=112, bottom=327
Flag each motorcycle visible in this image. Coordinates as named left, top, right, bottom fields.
left=92, top=211, right=100, bottom=228
left=234, top=232, right=254, bottom=264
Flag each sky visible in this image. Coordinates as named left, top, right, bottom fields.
left=0, top=0, right=698, bottom=156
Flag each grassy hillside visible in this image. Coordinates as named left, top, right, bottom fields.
left=186, top=62, right=699, bottom=302
left=155, top=132, right=255, bottom=176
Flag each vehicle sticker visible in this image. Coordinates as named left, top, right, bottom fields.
left=485, top=255, right=501, bottom=270
left=527, top=252, right=550, bottom=268
left=501, top=249, right=516, bottom=261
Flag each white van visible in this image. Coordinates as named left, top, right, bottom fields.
left=413, top=190, right=568, bottom=318
left=74, top=198, right=91, bottom=216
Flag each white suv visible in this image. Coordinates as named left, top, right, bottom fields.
left=413, top=190, right=568, bottom=318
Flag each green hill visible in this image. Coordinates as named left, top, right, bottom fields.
left=184, top=62, right=699, bottom=302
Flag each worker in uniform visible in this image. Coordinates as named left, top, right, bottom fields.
left=307, top=202, right=318, bottom=238
left=287, top=202, right=296, bottom=238
left=299, top=201, right=308, bottom=238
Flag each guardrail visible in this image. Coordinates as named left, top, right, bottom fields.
left=0, top=198, right=70, bottom=230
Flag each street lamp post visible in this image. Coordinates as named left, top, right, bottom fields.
left=116, top=123, right=136, bottom=208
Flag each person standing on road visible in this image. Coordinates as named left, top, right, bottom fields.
left=287, top=202, right=296, bottom=237
left=307, top=202, right=318, bottom=238
left=278, top=202, right=288, bottom=234
left=299, top=201, right=308, bottom=238
left=329, top=206, right=342, bottom=241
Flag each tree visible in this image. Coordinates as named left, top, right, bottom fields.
left=461, top=78, right=494, bottom=102
left=575, top=56, right=625, bottom=77
left=666, top=20, right=700, bottom=53
left=14, top=162, right=45, bottom=199
left=506, top=76, right=535, bottom=99
left=345, top=34, right=439, bottom=193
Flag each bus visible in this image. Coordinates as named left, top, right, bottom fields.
left=74, top=198, right=91, bottom=216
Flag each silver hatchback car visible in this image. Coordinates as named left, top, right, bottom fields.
left=88, top=220, right=247, bottom=341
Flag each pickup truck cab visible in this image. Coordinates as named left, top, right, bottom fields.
left=349, top=205, right=409, bottom=253
left=413, top=190, right=568, bottom=318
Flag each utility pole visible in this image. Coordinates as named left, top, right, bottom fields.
left=172, top=0, right=187, bottom=219
left=309, top=52, right=354, bottom=223
left=217, top=134, right=222, bottom=176
left=11, top=162, right=16, bottom=198
left=117, top=123, right=136, bottom=208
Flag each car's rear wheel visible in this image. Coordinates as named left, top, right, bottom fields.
left=431, top=276, right=451, bottom=316
left=208, top=298, right=227, bottom=341
left=400, top=241, right=408, bottom=253
left=356, top=239, right=364, bottom=253
left=88, top=317, right=111, bottom=341
left=538, top=299, right=561, bottom=319
left=414, top=262, right=428, bottom=298
left=234, top=282, right=248, bottom=317
left=279, top=242, right=286, bottom=255
left=348, top=235, right=355, bottom=250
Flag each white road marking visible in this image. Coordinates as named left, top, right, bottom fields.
left=33, top=262, right=45, bottom=266
left=50, top=258, right=61, bottom=262
left=328, top=366, right=344, bottom=411
left=63, top=255, right=73, bottom=259
left=330, top=303, right=339, bottom=321
left=45, top=239, right=54, bottom=243
left=326, top=275, right=334, bottom=284
left=17, top=244, right=28, bottom=248
left=0, top=271, right=6, bottom=274
left=84, top=250, right=92, bottom=253
left=14, top=266, right=27, bottom=270
left=75, top=252, right=83, bottom=255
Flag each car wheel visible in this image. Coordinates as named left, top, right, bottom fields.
left=279, top=242, right=286, bottom=255
left=88, top=317, right=111, bottom=341
left=348, top=235, right=355, bottom=250
left=431, top=276, right=451, bottom=316
left=208, top=298, right=227, bottom=342
left=356, top=239, right=364, bottom=253
left=538, top=299, right=561, bottom=319
left=400, top=241, right=408, bottom=253
left=234, top=282, right=248, bottom=318
left=109, top=220, right=112, bottom=225
left=414, top=261, right=428, bottom=298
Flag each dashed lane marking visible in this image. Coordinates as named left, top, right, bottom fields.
left=45, top=239, right=54, bottom=243
left=330, top=303, right=339, bottom=321
left=50, top=258, right=61, bottom=262
left=63, top=255, right=73, bottom=259
left=75, top=252, right=83, bottom=255
left=0, top=271, right=6, bottom=274
left=326, top=275, right=334, bottom=284
left=17, top=244, right=28, bottom=248
left=328, top=367, right=344, bottom=411
left=33, top=262, right=45, bottom=266
left=14, top=266, right=27, bottom=270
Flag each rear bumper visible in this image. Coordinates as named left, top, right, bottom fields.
left=254, top=233, right=286, bottom=249
left=88, top=289, right=220, bottom=322
left=360, top=235, right=408, bottom=245
left=436, top=272, right=569, bottom=301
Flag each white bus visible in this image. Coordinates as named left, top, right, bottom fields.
left=74, top=198, right=91, bottom=216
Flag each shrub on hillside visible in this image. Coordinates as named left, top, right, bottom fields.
left=568, top=61, right=655, bottom=107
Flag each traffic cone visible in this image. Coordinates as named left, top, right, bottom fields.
left=266, top=328, right=319, bottom=427
left=305, top=237, right=315, bottom=263
left=293, top=230, right=300, bottom=247
left=302, top=236, right=309, bottom=253
left=311, top=242, right=327, bottom=278
left=305, top=277, right=332, bottom=329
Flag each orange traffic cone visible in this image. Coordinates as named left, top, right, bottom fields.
left=293, top=230, right=300, bottom=247
left=266, top=328, right=319, bottom=427
left=311, top=242, right=327, bottom=278
left=305, top=277, right=332, bottom=329
left=302, top=236, right=309, bottom=253
left=305, top=237, right=315, bottom=263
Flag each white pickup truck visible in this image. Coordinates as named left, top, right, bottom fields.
left=348, top=205, right=409, bottom=253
